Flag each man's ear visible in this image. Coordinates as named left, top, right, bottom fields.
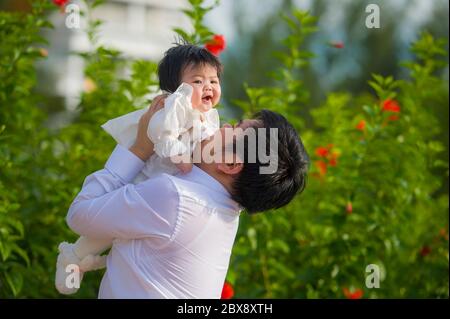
left=217, top=162, right=243, bottom=176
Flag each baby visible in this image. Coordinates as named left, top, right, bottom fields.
left=55, top=43, right=223, bottom=294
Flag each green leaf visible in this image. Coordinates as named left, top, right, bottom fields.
left=368, top=81, right=383, bottom=96
left=5, top=272, right=23, bottom=297
left=0, top=241, right=12, bottom=261
left=268, top=239, right=290, bottom=254
left=173, top=28, right=191, bottom=43
left=372, top=73, right=384, bottom=84
left=247, top=228, right=257, bottom=250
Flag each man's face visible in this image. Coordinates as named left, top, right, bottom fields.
left=180, top=63, right=221, bottom=113
left=199, top=119, right=261, bottom=164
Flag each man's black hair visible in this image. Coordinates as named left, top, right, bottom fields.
left=231, top=110, right=309, bottom=214
left=158, top=42, right=223, bottom=93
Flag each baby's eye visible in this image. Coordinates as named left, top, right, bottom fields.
left=211, top=80, right=219, bottom=84
left=193, top=80, right=202, bottom=84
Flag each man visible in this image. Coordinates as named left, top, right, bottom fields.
left=66, top=96, right=309, bottom=298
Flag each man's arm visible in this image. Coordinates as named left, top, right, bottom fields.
left=67, top=94, right=176, bottom=240
left=66, top=144, right=179, bottom=241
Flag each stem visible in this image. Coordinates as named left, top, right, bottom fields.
left=259, top=253, right=273, bottom=298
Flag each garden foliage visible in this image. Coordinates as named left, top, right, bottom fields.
left=0, top=0, right=448, bottom=298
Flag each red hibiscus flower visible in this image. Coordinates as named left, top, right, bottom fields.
left=314, top=145, right=339, bottom=175
left=329, top=157, right=337, bottom=167
left=356, top=120, right=366, bottom=131
left=388, top=115, right=399, bottom=121
left=221, top=282, right=234, bottom=299
left=53, top=0, right=69, bottom=7
left=343, top=287, right=363, bottom=299
left=315, top=147, right=329, bottom=158
left=346, top=202, right=353, bottom=214
left=420, top=245, right=431, bottom=257
left=328, top=152, right=339, bottom=166
left=382, top=99, right=401, bottom=113
left=205, top=35, right=226, bottom=56
left=315, top=160, right=327, bottom=176
left=330, top=41, right=344, bottom=49
left=439, top=228, right=449, bottom=241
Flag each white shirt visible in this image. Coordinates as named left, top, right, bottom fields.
left=66, top=144, right=241, bottom=299
left=100, top=83, right=220, bottom=179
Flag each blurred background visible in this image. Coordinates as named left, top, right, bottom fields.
left=1, top=0, right=448, bottom=129
left=0, top=0, right=448, bottom=298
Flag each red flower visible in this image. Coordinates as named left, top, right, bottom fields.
left=53, top=0, right=69, bottom=7
left=420, top=245, right=431, bottom=257
left=329, top=158, right=337, bottom=167
left=328, top=152, right=339, bottom=166
left=343, top=287, right=363, bottom=299
left=439, top=228, right=449, bottom=241
left=388, top=115, right=399, bottom=121
left=205, top=35, right=226, bottom=56
left=356, top=120, right=366, bottom=131
left=221, top=282, right=234, bottom=299
left=346, top=202, right=353, bottom=214
left=382, top=99, right=401, bottom=113
left=315, top=145, right=339, bottom=172
left=315, top=160, right=327, bottom=176
left=315, top=147, right=329, bottom=158
left=330, top=41, right=344, bottom=49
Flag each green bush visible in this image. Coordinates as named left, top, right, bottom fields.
left=0, top=0, right=55, bottom=297
left=228, top=11, right=449, bottom=298
left=0, top=0, right=447, bottom=298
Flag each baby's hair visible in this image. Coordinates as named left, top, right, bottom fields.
left=157, top=40, right=223, bottom=93
left=172, top=35, right=190, bottom=46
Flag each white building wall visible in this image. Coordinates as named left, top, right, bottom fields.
left=38, top=0, right=191, bottom=117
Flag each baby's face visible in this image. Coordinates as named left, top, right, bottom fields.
left=180, top=63, right=221, bottom=113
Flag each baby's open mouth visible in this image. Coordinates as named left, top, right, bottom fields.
left=202, top=96, right=212, bottom=103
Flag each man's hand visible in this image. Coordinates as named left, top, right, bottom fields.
left=129, top=94, right=168, bottom=161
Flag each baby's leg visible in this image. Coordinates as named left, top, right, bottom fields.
left=55, top=236, right=112, bottom=295
left=73, top=236, right=112, bottom=260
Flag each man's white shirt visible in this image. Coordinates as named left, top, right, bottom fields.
left=66, top=144, right=241, bottom=298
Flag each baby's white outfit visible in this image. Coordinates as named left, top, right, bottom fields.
left=55, top=83, right=220, bottom=295
left=101, top=83, right=220, bottom=183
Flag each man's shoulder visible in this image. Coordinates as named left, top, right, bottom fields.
left=135, top=173, right=180, bottom=199
left=137, top=172, right=203, bottom=199
left=161, top=173, right=191, bottom=192
left=162, top=173, right=209, bottom=200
